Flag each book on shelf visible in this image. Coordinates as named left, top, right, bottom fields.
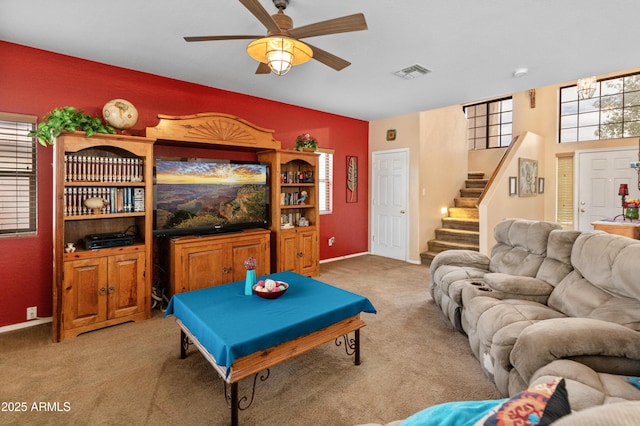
left=64, top=155, right=144, bottom=183
left=63, top=186, right=144, bottom=216
left=279, top=170, right=314, bottom=184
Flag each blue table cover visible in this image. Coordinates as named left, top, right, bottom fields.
left=165, top=271, right=376, bottom=373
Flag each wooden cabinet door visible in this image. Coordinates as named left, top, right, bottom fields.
left=108, top=252, right=145, bottom=319
left=297, top=229, right=318, bottom=276
left=230, top=236, right=270, bottom=281
left=279, top=232, right=299, bottom=273
left=63, top=257, right=108, bottom=330
left=181, top=242, right=228, bottom=292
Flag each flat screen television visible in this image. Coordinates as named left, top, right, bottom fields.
left=153, top=157, right=270, bottom=237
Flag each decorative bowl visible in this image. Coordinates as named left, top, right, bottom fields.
left=253, top=280, right=288, bottom=299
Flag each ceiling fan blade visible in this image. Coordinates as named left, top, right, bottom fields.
left=289, top=13, right=367, bottom=39
left=305, top=42, right=351, bottom=71
left=239, top=0, right=281, bottom=34
left=255, top=62, right=271, bottom=74
left=184, top=35, right=261, bottom=42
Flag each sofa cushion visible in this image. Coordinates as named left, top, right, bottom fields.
left=544, top=232, right=640, bottom=330
left=483, top=273, right=554, bottom=301
left=489, top=219, right=561, bottom=277
left=530, top=359, right=640, bottom=411
left=568, top=232, right=640, bottom=300
left=550, top=401, right=640, bottom=426
left=461, top=296, right=565, bottom=395
left=510, top=317, right=640, bottom=389
left=534, top=229, right=580, bottom=287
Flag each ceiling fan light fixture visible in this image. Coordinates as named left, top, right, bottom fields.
left=247, top=36, right=312, bottom=76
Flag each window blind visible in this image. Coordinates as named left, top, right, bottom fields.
left=317, top=148, right=334, bottom=214
left=0, top=113, right=37, bottom=235
left=556, top=154, right=574, bottom=227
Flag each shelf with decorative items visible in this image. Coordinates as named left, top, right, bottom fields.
left=258, top=149, right=319, bottom=276
left=52, top=131, right=155, bottom=341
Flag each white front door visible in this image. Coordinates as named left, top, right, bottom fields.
left=577, top=148, right=639, bottom=231
left=371, top=149, right=408, bottom=260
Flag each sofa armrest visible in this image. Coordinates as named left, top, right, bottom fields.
left=510, top=317, right=640, bottom=384
left=429, top=250, right=490, bottom=280
left=483, top=273, right=554, bottom=302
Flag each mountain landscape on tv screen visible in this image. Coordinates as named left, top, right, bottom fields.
left=155, top=183, right=267, bottom=230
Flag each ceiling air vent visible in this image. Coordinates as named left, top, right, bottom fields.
left=393, top=64, right=432, bottom=80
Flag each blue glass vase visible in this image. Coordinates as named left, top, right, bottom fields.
left=245, top=270, right=256, bottom=295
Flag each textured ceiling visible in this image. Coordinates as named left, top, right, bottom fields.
left=2, top=0, right=639, bottom=121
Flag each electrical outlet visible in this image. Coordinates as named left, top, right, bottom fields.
left=26, top=306, right=37, bottom=320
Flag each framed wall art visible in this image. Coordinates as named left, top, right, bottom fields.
left=386, top=129, right=396, bottom=141
left=347, top=155, right=358, bottom=203
left=509, top=176, right=517, bottom=196
left=518, top=158, right=538, bottom=197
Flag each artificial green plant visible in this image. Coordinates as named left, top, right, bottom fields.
left=29, top=106, right=116, bottom=146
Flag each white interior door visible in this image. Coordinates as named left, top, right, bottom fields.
left=577, top=148, right=639, bottom=231
left=371, top=149, right=408, bottom=260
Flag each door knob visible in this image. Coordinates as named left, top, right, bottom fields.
left=400, top=210, right=406, bottom=214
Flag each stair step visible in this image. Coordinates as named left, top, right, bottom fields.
left=435, top=228, right=479, bottom=245
left=447, top=207, right=479, bottom=220
left=442, top=217, right=479, bottom=231
left=468, top=171, right=485, bottom=180
left=421, top=245, right=479, bottom=266
left=460, top=188, right=483, bottom=198
left=427, top=239, right=480, bottom=253
left=454, top=197, right=478, bottom=208
left=466, top=179, right=489, bottom=189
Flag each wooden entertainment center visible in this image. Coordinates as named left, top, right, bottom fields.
left=52, top=113, right=319, bottom=341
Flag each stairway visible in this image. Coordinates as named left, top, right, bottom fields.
left=420, top=172, right=487, bottom=266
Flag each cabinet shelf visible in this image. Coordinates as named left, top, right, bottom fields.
left=63, top=243, right=145, bottom=260
left=281, top=183, right=314, bottom=187
left=280, top=204, right=316, bottom=210
left=65, top=182, right=145, bottom=187
left=64, top=212, right=146, bottom=221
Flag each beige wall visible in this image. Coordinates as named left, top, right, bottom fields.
left=513, top=67, right=640, bottom=223
left=478, top=132, right=545, bottom=252
left=369, top=106, right=467, bottom=263
left=369, top=66, right=640, bottom=260
left=468, top=148, right=505, bottom=177
left=369, top=113, right=420, bottom=261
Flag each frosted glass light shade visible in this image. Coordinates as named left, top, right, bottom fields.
left=247, top=37, right=312, bottom=76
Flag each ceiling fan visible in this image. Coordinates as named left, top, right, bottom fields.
left=184, top=0, right=368, bottom=76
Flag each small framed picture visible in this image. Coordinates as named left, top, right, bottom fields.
left=509, top=176, right=517, bottom=196
left=538, top=177, right=545, bottom=194
left=386, top=129, right=396, bottom=141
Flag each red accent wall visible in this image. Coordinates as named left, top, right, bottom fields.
left=0, top=41, right=369, bottom=327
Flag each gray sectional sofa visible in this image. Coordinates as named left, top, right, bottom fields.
left=428, top=218, right=640, bottom=417
left=359, top=219, right=640, bottom=425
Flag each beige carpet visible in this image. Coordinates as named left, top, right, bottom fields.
left=0, top=255, right=500, bottom=426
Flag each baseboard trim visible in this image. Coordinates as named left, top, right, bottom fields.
left=321, top=252, right=423, bottom=265
left=0, top=317, right=52, bottom=334
left=320, top=251, right=370, bottom=264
